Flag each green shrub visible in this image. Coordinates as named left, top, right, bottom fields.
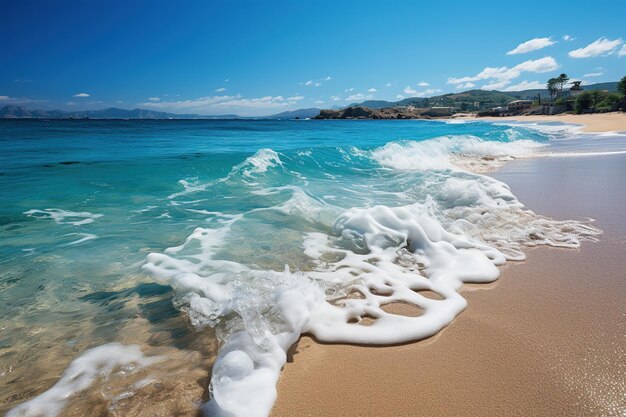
left=618, top=76, right=626, bottom=96
left=596, top=93, right=622, bottom=111
left=574, top=92, right=594, bottom=114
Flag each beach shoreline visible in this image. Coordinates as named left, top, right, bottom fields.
left=271, top=152, right=626, bottom=417
left=456, top=112, right=626, bottom=133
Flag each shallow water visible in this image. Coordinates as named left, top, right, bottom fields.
left=0, top=119, right=619, bottom=416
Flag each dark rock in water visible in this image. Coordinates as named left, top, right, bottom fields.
left=314, top=105, right=442, bottom=120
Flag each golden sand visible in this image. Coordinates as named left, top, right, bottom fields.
left=467, top=112, right=626, bottom=133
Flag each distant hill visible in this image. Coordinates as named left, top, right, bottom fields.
left=265, top=108, right=321, bottom=119
left=0, top=105, right=239, bottom=119
left=348, top=90, right=517, bottom=112
left=346, top=100, right=396, bottom=109
left=346, top=82, right=620, bottom=112
left=505, top=81, right=619, bottom=100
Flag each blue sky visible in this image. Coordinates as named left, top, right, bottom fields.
left=1, top=0, right=625, bottom=116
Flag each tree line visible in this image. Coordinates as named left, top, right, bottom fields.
left=545, top=75, right=625, bottom=113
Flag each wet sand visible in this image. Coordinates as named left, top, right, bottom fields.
left=475, top=112, right=626, bottom=133
left=272, top=153, right=626, bottom=417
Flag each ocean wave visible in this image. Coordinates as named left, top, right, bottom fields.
left=23, top=208, right=103, bottom=226
left=140, top=152, right=600, bottom=416
left=366, top=135, right=546, bottom=172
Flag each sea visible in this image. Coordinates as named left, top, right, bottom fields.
left=1, top=119, right=624, bottom=417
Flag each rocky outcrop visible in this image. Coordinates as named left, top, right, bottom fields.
left=314, top=106, right=438, bottom=120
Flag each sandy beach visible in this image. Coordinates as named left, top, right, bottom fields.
left=271, top=152, right=626, bottom=417
left=468, top=112, right=626, bottom=133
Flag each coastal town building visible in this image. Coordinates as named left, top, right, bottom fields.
left=425, top=106, right=454, bottom=116
left=507, top=100, right=532, bottom=112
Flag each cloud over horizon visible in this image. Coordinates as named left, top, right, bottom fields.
left=140, top=94, right=305, bottom=115
left=345, top=92, right=374, bottom=102
left=448, top=56, right=559, bottom=90
left=502, top=80, right=544, bottom=91
left=73, top=92, right=90, bottom=98
left=402, top=87, right=442, bottom=97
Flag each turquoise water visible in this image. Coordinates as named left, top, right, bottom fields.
left=0, top=119, right=607, bottom=416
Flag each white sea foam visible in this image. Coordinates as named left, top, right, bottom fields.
left=168, top=149, right=284, bottom=199
left=63, top=232, right=98, bottom=245
left=231, top=148, right=283, bottom=178
left=491, top=120, right=584, bottom=138
left=544, top=150, right=626, bottom=158
left=368, top=136, right=546, bottom=172
left=23, top=209, right=103, bottom=226
left=7, top=343, right=158, bottom=417
left=141, top=154, right=600, bottom=416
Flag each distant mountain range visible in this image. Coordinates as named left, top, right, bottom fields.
left=1, top=82, right=618, bottom=120
left=263, top=108, right=323, bottom=119
left=0, top=105, right=240, bottom=120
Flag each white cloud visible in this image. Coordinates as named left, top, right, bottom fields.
left=147, top=97, right=160, bottom=101
left=417, top=81, right=430, bottom=87
left=415, top=88, right=442, bottom=97
left=314, top=100, right=324, bottom=104
left=568, top=37, right=623, bottom=58
left=563, top=35, right=575, bottom=41
left=456, top=82, right=475, bottom=89
left=303, top=76, right=331, bottom=87
left=215, top=87, right=227, bottom=92
left=65, top=101, right=77, bottom=106
left=482, top=80, right=511, bottom=90
left=368, top=88, right=377, bottom=92
left=344, top=88, right=354, bottom=92
left=619, top=44, right=626, bottom=57
left=140, top=94, right=305, bottom=115
left=0, top=95, right=9, bottom=100
left=503, top=80, right=545, bottom=91
left=73, top=92, right=90, bottom=98
left=224, top=78, right=230, bottom=82
left=507, top=37, right=556, bottom=55
left=396, top=94, right=405, bottom=99
left=385, top=82, right=392, bottom=87
left=583, top=72, right=603, bottom=77
left=345, top=93, right=373, bottom=102
left=403, top=86, right=442, bottom=97
left=448, top=56, right=559, bottom=89
left=116, top=100, right=123, bottom=104
left=330, top=95, right=341, bottom=101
